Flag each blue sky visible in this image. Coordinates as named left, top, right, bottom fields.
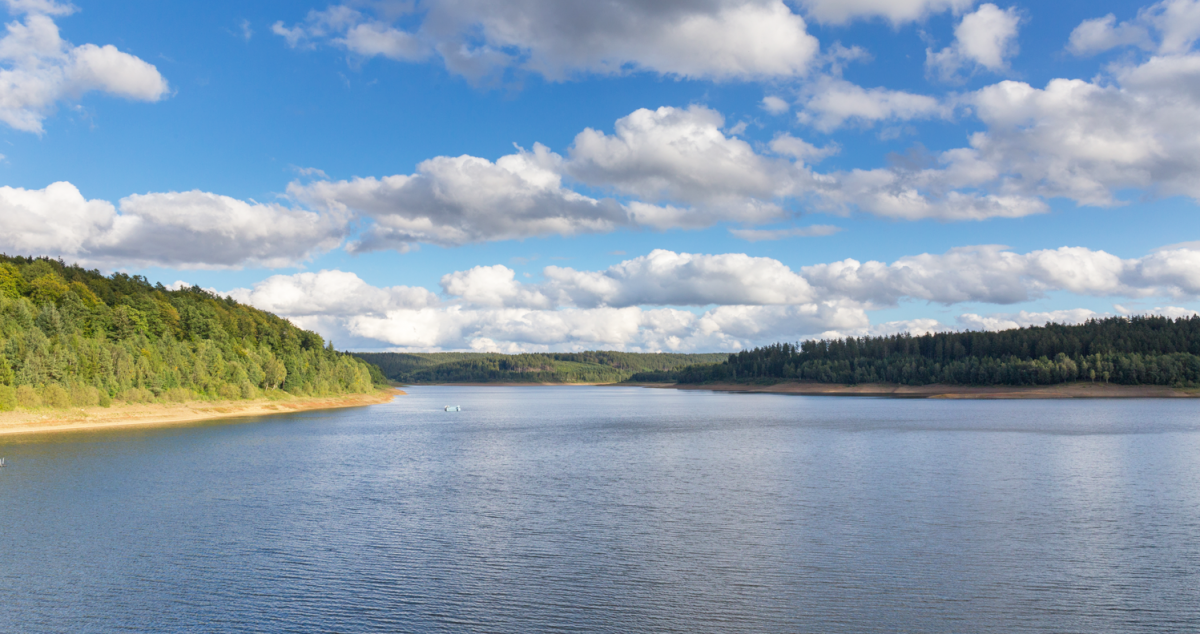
left=2, top=0, right=1199, bottom=352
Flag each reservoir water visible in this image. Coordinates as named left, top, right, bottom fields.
left=2, top=386, right=1199, bottom=632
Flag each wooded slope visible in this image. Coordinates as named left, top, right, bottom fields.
left=355, top=351, right=729, bottom=384
left=632, top=316, right=1200, bottom=387
left=0, top=256, right=384, bottom=410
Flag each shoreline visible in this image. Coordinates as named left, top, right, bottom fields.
left=639, top=381, right=1200, bottom=399
left=409, top=380, right=1200, bottom=399
left=0, top=389, right=402, bottom=437
left=403, top=382, right=611, bottom=387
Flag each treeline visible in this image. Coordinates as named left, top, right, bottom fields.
left=632, top=316, right=1200, bottom=387
left=0, top=255, right=384, bottom=410
left=354, top=351, right=729, bottom=384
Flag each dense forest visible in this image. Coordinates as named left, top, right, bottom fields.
left=631, top=316, right=1200, bottom=388
left=355, top=351, right=729, bottom=384
left=0, top=255, right=384, bottom=411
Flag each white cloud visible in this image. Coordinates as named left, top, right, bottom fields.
left=761, top=95, right=790, bottom=114
left=956, top=308, right=1101, bottom=331
left=289, top=105, right=833, bottom=249
left=440, top=265, right=552, bottom=308
left=814, top=44, right=1200, bottom=215
left=816, top=148, right=1049, bottom=221
left=0, top=180, right=114, bottom=254
left=768, top=133, right=838, bottom=163
left=0, top=8, right=168, bottom=133
left=540, top=250, right=819, bottom=308
left=729, top=225, right=842, bottom=241
left=227, top=270, right=436, bottom=317
left=802, top=245, right=1200, bottom=307
left=965, top=67, right=1200, bottom=204
left=926, top=3, right=1021, bottom=81
left=222, top=243, right=1200, bottom=352
left=797, top=76, right=948, bottom=131
left=1068, top=0, right=1200, bottom=56
left=797, top=0, right=975, bottom=25
left=0, top=182, right=349, bottom=269
left=292, top=302, right=866, bottom=353
left=869, top=318, right=947, bottom=337
left=565, top=105, right=802, bottom=219
left=283, top=61, right=1200, bottom=236
left=1067, top=14, right=1152, bottom=56
left=274, top=0, right=819, bottom=81
left=289, top=143, right=632, bottom=252
left=3, top=0, right=75, bottom=17
left=1115, top=304, right=1200, bottom=318
left=337, top=21, right=426, bottom=61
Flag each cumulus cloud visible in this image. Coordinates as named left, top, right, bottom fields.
left=815, top=147, right=1048, bottom=220
left=1068, top=0, right=1200, bottom=56
left=538, top=250, right=819, bottom=308
left=281, top=301, right=865, bottom=353
left=0, top=182, right=349, bottom=269
left=957, top=309, right=1100, bottom=331
left=289, top=105, right=834, bottom=247
left=797, top=0, right=975, bottom=25
left=440, top=264, right=552, bottom=308
left=221, top=243, right=1200, bottom=352
left=289, top=143, right=632, bottom=252
left=227, top=270, right=437, bottom=317
left=963, top=65, right=1200, bottom=204
left=761, top=95, right=790, bottom=114
left=1067, top=14, right=1153, bottom=56
left=0, top=3, right=168, bottom=133
left=274, top=0, right=819, bottom=81
left=802, top=245, right=1200, bottom=307
left=341, top=304, right=859, bottom=353
left=3, top=0, right=74, bottom=17
left=272, top=6, right=427, bottom=61
left=564, top=105, right=802, bottom=220
left=796, top=76, right=948, bottom=131
left=926, top=3, right=1021, bottom=81
left=816, top=37, right=1200, bottom=214
left=288, top=58, right=1200, bottom=236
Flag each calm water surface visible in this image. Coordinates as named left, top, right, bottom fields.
left=2, top=387, right=1199, bottom=632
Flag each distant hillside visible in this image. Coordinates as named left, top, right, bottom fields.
left=632, top=316, right=1200, bottom=388
left=0, top=255, right=385, bottom=410
left=353, top=351, right=730, bottom=384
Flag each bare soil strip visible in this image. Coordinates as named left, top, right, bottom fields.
left=0, top=389, right=403, bottom=437
left=639, top=381, right=1200, bottom=399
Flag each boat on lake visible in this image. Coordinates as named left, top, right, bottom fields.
left=444, top=406, right=461, bottom=412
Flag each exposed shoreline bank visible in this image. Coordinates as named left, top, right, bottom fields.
left=635, top=381, right=1200, bottom=399
left=408, top=381, right=1200, bottom=398
left=0, top=389, right=403, bottom=437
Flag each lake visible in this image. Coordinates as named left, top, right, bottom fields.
left=2, top=386, right=1199, bottom=632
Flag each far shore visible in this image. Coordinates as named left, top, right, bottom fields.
left=404, top=382, right=611, bottom=387
left=636, top=381, right=1200, bottom=399
left=0, top=389, right=403, bottom=437
left=407, top=381, right=1200, bottom=399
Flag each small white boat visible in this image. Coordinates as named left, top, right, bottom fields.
left=444, top=405, right=461, bottom=412
left=0, top=457, right=5, bottom=468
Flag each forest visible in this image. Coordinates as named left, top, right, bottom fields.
left=0, top=255, right=384, bottom=411
left=632, top=316, right=1200, bottom=388
left=355, top=351, right=729, bottom=384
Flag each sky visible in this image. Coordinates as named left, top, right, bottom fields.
left=1, top=0, right=1199, bottom=353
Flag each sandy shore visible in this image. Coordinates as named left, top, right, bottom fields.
left=0, top=389, right=403, bottom=437
left=409, top=382, right=610, bottom=387
left=642, top=381, right=1200, bottom=399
